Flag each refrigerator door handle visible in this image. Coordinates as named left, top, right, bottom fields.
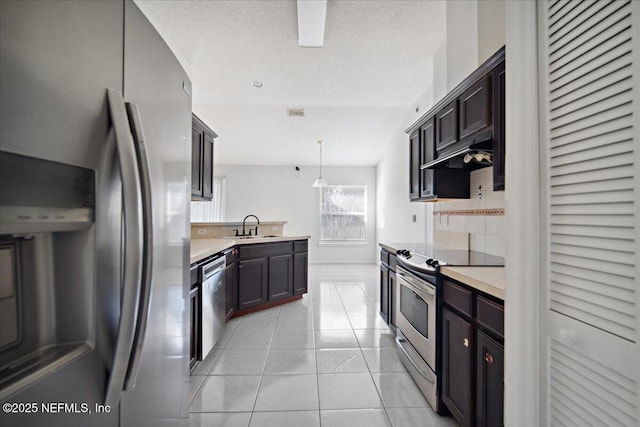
left=123, top=102, right=154, bottom=391
left=105, top=89, right=144, bottom=406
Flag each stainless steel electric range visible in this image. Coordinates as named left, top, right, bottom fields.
left=393, top=247, right=504, bottom=413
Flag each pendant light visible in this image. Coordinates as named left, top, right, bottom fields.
left=312, top=140, right=327, bottom=187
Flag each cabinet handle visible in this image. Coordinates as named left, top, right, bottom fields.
left=463, top=338, right=469, bottom=347
left=485, top=353, right=494, bottom=364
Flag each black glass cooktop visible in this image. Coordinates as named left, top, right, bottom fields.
left=385, top=243, right=505, bottom=267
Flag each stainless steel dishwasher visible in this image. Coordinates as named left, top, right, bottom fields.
left=200, top=254, right=226, bottom=360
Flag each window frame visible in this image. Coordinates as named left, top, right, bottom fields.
left=318, top=184, right=367, bottom=244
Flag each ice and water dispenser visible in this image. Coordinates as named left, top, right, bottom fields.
left=0, top=151, right=96, bottom=399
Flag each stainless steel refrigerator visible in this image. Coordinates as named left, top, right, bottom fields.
left=0, top=1, right=192, bottom=426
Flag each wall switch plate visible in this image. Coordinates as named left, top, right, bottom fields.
left=412, top=215, right=417, bottom=223
left=197, top=228, right=207, bottom=236
left=271, top=226, right=278, bottom=232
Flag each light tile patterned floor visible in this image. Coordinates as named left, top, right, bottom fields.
left=189, top=263, right=459, bottom=427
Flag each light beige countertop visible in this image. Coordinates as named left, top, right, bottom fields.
left=440, top=266, right=505, bottom=300
left=190, top=235, right=310, bottom=264
left=191, top=221, right=287, bottom=226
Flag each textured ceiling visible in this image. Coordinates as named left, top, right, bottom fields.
left=136, top=0, right=446, bottom=166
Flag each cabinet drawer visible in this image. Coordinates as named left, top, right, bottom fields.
left=239, top=242, right=293, bottom=259
left=294, top=240, right=308, bottom=253
left=443, top=279, right=473, bottom=318
left=380, top=249, right=390, bottom=266
left=477, top=295, right=504, bottom=339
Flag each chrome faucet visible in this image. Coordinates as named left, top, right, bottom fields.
left=241, top=214, right=260, bottom=237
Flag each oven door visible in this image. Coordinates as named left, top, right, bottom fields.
left=396, top=266, right=437, bottom=371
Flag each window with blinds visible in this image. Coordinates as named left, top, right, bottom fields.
left=319, top=185, right=367, bottom=242
left=540, top=0, right=638, bottom=425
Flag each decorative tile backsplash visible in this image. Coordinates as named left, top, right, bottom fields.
left=433, top=167, right=505, bottom=257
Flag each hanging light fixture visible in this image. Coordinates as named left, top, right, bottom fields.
left=312, top=140, right=327, bottom=187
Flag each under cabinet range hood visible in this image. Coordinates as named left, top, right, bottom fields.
left=422, top=136, right=494, bottom=170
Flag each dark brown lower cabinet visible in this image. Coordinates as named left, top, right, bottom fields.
left=233, top=239, right=309, bottom=315
left=293, top=252, right=308, bottom=295
left=238, top=258, right=268, bottom=309
left=189, top=286, right=199, bottom=371
left=442, top=277, right=504, bottom=427
left=388, top=270, right=396, bottom=326
left=379, top=264, right=389, bottom=323
left=476, top=331, right=504, bottom=427
left=442, top=307, right=474, bottom=427
left=268, top=254, right=293, bottom=301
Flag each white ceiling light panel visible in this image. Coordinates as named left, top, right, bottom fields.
left=297, top=0, right=327, bottom=47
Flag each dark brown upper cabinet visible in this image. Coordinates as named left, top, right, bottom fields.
left=409, top=129, right=421, bottom=200
left=459, top=74, right=492, bottom=142
left=191, top=122, right=204, bottom=199
left=420, top=118, right=435, bottom=199
left=412, top=117, right=470, bottom=201
left=492, top=61, right=506, bottom=191
left=405, top=46, right=505, bottom=201
left=191, top=114, right=217, bottom=201
left=435, top=100, right=459, bottom=152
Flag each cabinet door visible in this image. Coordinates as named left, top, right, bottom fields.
left=476, top=331, right=504, bottom=427
left=189, top=286, right=199, bottom=371
left=492, top=61, right=505, bottom=191
left=459, top=75, right=492, bottom=141
left=293, top=252, right=308, bottom=295
left=202, top=130, right=214, bottom=200
left=420, top=118, right=435, bottom=198
left=388, top=270, right=396, bottom=326
left=409, top=129, right=421, bottom=200
left=435, top=100, right=458, bottom=152
left=191, top=126, right=203, bottom=198
left=238, top=258, right=268, bottom=309
left=442, top=308, right=473, bottom=427
left=268, top=254, right=293, bottom=301
left=380, top=265, right=389, bottom=323
left=225, top=262, right=237, bottom=318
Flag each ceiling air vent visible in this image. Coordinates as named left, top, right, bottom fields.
left=287, top=109, right=305, bottom=117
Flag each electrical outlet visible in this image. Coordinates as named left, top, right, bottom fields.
left=412, top=215, right=417, bottom=223
left=196, top=228, right=207, bottom=236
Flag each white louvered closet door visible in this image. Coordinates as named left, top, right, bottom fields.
left=538, top=0, right=640, bottom=425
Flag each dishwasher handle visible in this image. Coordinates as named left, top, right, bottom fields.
left=203, top=255, right=226, bottom=280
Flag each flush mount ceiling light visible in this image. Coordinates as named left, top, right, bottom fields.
left=312, top=140, right=327, bottom=188
left=297, top=0, right=327, bottom=47
left=251, top=81, right=263, bottom=88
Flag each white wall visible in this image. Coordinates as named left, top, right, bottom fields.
left=446, top=0, right=479, bottom=90
left=478, top=0, right=506, bottom=63
left=217, top=164, right=377, bottom=264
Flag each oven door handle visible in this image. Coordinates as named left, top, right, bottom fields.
left=396, top=335, right=436, bottom=384
left=397, top=272, right=435, bottom=300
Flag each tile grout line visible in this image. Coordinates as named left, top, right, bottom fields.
left=247, top=313, right=277, bottom=425
left=351, top=264, right=396, bottom=427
